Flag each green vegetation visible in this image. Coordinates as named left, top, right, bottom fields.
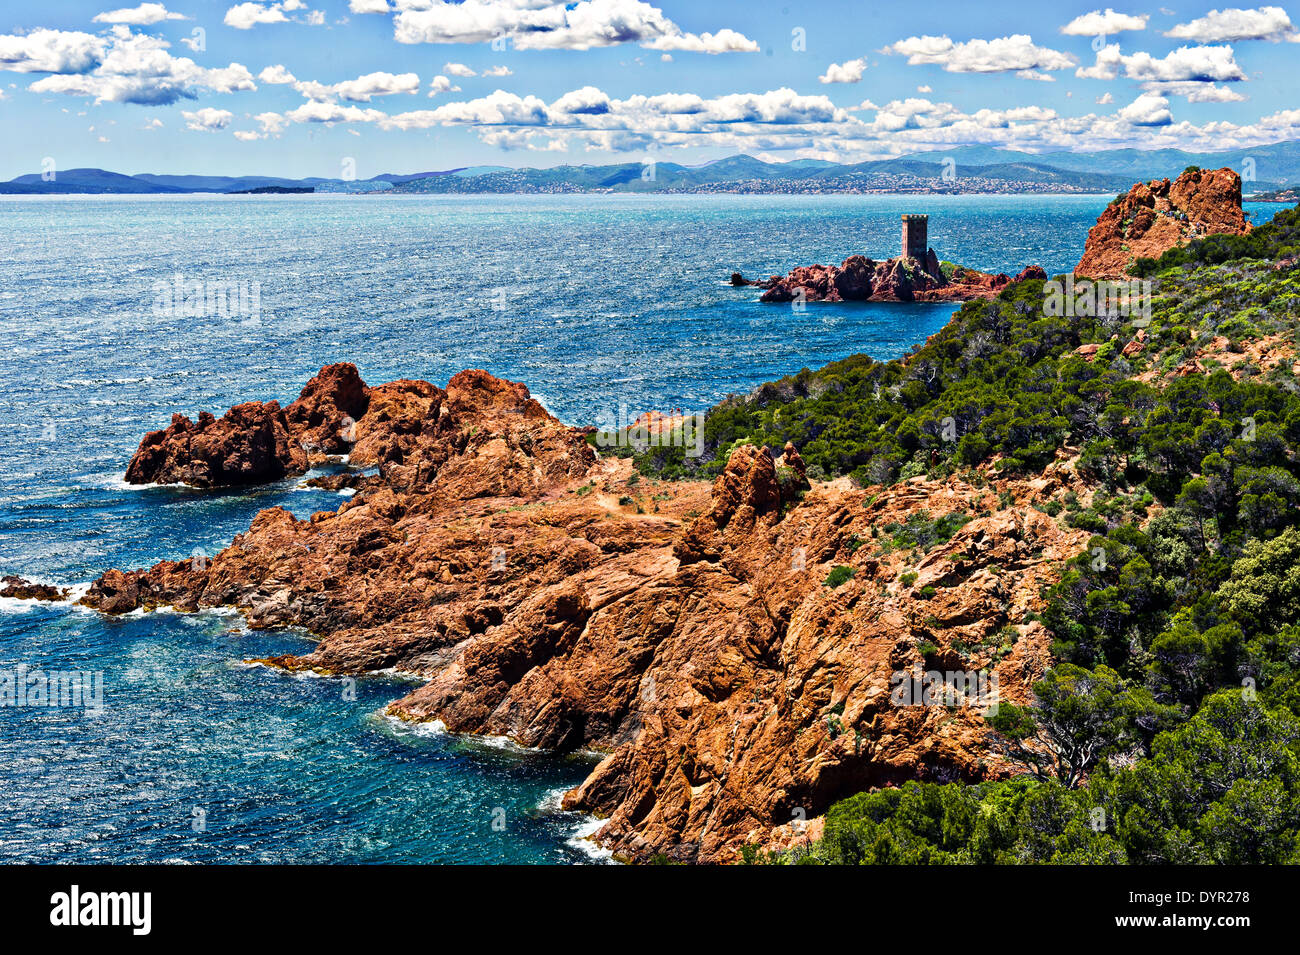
left=737, top=204, right=1300, bottom=865
left=824, top=565, right=856, bottom=589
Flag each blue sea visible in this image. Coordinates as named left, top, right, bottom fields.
left=0, top=193, right=1275, bottom=863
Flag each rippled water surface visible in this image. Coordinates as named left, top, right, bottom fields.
left=1, top=193, right=1269, bottom=862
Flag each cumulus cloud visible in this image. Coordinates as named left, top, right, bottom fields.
left=236, top=110, right=289, bottom=139
left=1061, top=8, right=1150, bottom=36
left=1118, top=91, right=1174, bottom=125
left=643, top=28, right=759, bottom=53
left=225, top=2, right=289, bottom=29
left=224, top=1, right=320, bottom=29
left=93, top=3, right=187, bottom=24
left=17, top=26, right=256, bottom=105
left=392, top=0, right=757, bottom=54
left=883, top=34, right=1076, bottom=74
left=427, top=74, right=460, bottom=96
left=182, top=106, right=233, bottom=130
left=330, top=71, right=420, bottom=101
left=482, top=64, right=513, bottom=77
left=349, top=0, right=390, bottom=11
left=443, top=62, right=476, bottom=77
left=818, top=57, right=867, bottom=84
left=1165, top=6, right=1299, bottom=42
left=258, top=64, right=296, bottom=84
left=1142, top=80, right=1248, bottom=101
left=0, top=28, right=105, bottom=73
left=285, top=100, right=386, bottom=123
left=1077, top=42, right=1247, bottom=81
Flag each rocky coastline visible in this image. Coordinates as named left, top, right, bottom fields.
left=36, top=359, right=1099, bottom=863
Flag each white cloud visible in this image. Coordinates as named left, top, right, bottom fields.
left=1061, top=9, right=1150, bottom=36
left=427, top=74, right=460, bottom=96
left=285, top=100, right=386, bottom=123
left=255, top=111, right=288, bottom=134
left=224, top=1, right=322, bottom=29
left=482, top=64, right=513, bottom=77
left=20, top=26, right=256, bottom=105
left=236, top=110, right=289, bottom=139
left=93, top=3, right=187, bottom=24
left=182, top=106, right=233, bottom=130
left=818, top=57, right=867, bottom=84
left=225, top=3, right=289, bottom=29
left=0, top=28, right=105, bottom=73
left=1142, top=80, right=1248, bottom=101
left=349, top=0, right=390, bottom=11
left=1096, top=91, right=1114, bottom=104
left=917, top=84, right=932, bottom=93
left=258, top=64, right=297, bottom=84
left=1165, top=6, right=1299, bottom=42
left=1118, top=91, right=1173, bottom=125
left=1076, top=42, right=1247, bottom=81
left=330, top=71, right=419, bottom=101
left=884, top=34, right=1077, bottom=74
left=392, top=0, right=757, bottom=54
left=643, top=29, right=759, bottom=54
left=443, top=62, right=476, bottom=77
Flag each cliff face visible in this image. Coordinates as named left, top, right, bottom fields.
left=85, top=364, right=1094, bottom=862
left=748, top=254, right=1046, bottom=304
left=1075, top=166, right=1249, bottom=278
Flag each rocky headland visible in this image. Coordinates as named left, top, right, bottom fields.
left=68, top=360, right=1102, bottom=862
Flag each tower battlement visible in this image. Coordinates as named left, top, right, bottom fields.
left=901, top=214, right=929, bottom=261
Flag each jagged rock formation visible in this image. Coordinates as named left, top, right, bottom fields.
left=83, top=364, right=1095, bottom=862
left=739, top=255, right=1046, bottom=304
left=0, top=576, right=69, bottom=602
left=1075, top=166, right=1249, bottom=278
left=124, top=362, right=369, bottom=487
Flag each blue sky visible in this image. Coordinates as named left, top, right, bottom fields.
left=3, top=1, right=1300, bottom=178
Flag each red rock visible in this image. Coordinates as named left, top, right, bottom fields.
left=0, top=576, right=69, bottom=602
left=124, top=400, right=308, bottom=487
left=757, top=252, right=1042, bottom=305
left=86, top=366, right=1096, bottom=862
left=1076, top=167, right=1249, bottom=279
left=283, top=362, right=369, bottom=454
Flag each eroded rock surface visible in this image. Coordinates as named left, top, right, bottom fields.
left=86, top=365, right=1096, bottom=862
left=1075, top=167, right=1249, bottom=278
left=124, top=362, right=370, bottom=486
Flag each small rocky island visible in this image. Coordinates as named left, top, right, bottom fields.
left=733, top=213, right=1046, bottom=303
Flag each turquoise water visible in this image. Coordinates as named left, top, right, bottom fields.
left=0, top=194, right=1273, bottom=863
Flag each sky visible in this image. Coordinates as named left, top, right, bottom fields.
left=2, top=1, right=1300, bottom=179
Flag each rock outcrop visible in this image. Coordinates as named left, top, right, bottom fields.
left=1075, top=167, right=1249, bottom=278
left=1, top=576, right=69, bottom=602
left=84, top=364, right=1097, bottom=863
left=125, top=362, right=372, bottom=486
left=743, top=255, right=1045, bottom=304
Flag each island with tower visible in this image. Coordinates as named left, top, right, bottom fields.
left=730, top=213, right=1045, bottom=303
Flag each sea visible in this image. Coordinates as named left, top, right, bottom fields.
left=0, top=193, right=1275, bottom=863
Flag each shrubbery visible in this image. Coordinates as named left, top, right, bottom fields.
left=742, top=205, right=1300, bottom=865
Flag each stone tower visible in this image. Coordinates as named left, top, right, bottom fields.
left=901, top=214, right=928, bottom=260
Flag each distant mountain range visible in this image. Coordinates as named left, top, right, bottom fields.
left=4, top=142, right=1298, bottom=197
